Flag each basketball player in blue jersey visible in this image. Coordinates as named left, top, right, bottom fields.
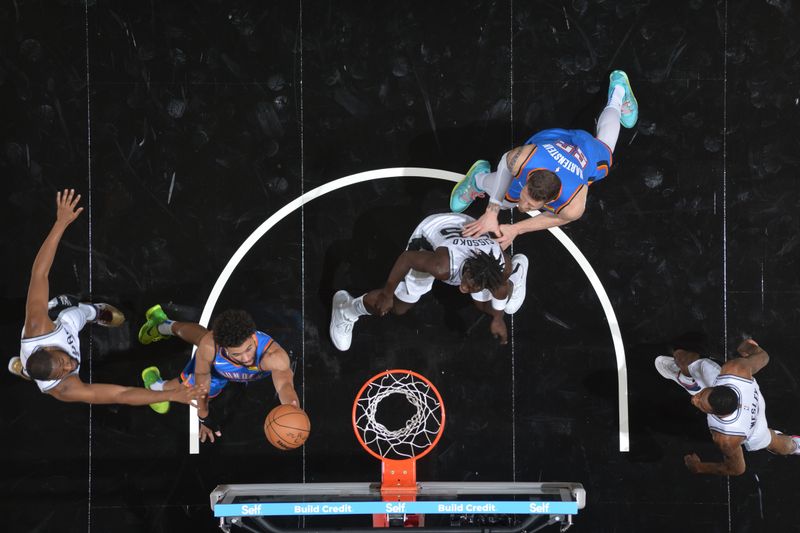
left=685, top=339, right=800, bottom=476
left=450, top=70, right=638, bottom=248
left=9, top=189, right=206, bottom=409
left=137, top=307, right=299, bottom=444
left=330, top=213, right=529, bottom=351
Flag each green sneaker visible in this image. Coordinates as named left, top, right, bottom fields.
left=450, top=160, right=489, bottom=213
left=138, top=304, right=170, bottom=345
left=141, top=366, right=170, bottom=414
left=608, top=70, right=638, bottom=128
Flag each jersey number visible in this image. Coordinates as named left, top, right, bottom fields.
left=555, top=140, right=588, bottom=169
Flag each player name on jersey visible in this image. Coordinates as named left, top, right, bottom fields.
left=542, top=143, right=585, bottom=179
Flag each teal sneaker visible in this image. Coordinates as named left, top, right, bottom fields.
left=608, top=70, right=638, bottom=129
left=138, top=304, right=170, bottom=345
left=141, top=366, right=170, bottom=414
left=450, top=160, right=490, bottom=213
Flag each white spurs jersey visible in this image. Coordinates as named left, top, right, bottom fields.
left=706, top=374, right=762, bottom=440
left=411, top=213, right=505, bottom=286
left=20, top=310, right=83, bottom=392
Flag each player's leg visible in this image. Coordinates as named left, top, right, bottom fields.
left=48, top=295, right=125, bottom=332
left=452, top=148, right=533, bottom=213
left=140, top=367, right=180, bottom=414
left=450, top=160, right=491, bottom=213
left=596, top=70, right=638, bottom=152
left=138, top=304, right=208, bottom=346
left=330, top=271, right=431, bottom=351
left=654, top=350, right=714, bottom=395
left=765, top=430, right=800, bottom=456
left=170, top=321, right=209, bottom=346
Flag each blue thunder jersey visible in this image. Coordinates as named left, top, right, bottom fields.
left=181, top=330, right=274, bottom=397
left=505, top=128, right=613, bottom=214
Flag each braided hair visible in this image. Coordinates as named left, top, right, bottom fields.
left=462, top=250, right=505, bottom=292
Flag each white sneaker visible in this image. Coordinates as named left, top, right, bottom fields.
left=8, top=356, right=30, bottom=381
left=654, top=356, right=702, bottom=395
left=330, top=291, right=357, bottom=351
left=504, top=254, right=529, bottom=315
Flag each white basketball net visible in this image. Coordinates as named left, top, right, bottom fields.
left=354, top=372, right=444, bottom=460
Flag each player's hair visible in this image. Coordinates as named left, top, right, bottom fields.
left=670, top=330, right=708, bottom=355
left=526, top=169, right=561, bottom=202
left=212, top=309, right=257, bottom=348
left=708, top=386, right=738, bottom=416
left=25, top=348, right=58, bottom=380
left=462, top=250, right=505, bottom=292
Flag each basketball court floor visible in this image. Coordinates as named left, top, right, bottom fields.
left=2, top=1, right=800, bottom=532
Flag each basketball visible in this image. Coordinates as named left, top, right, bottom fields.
left=264, top=404, right=310, bottom=450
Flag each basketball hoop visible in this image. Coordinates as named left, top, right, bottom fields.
left=353, top=369, right=445, bottom=526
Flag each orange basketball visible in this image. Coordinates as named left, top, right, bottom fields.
left=264, top=404, right=310, bottom=450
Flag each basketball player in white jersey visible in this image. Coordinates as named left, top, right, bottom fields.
left=9, top=189, right=205, bottom=407
left=685, top=339, right=800, bottom=476
left=330, top=212, right=529, bottom=351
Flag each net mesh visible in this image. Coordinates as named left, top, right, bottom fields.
left=354, top=371, right=444, bottom=460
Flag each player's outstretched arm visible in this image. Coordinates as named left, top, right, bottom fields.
left=49, top=375, right=207, bottom=406
left=684, top=433, right=747, bottom=476
left=471, top=301, right=508, bottom=345
left=192, top=334, right=217, bottom=418
left=24, top=189, right=84, bottom=336
left=371, top=249, right=450, bottom=316
left=263, top=342, right=299, bottom=407
left=383, top=249, right=450, bottom=291
left=463, top=146, right=533, bottom=238
left=496, top=188, right=587, bottom=249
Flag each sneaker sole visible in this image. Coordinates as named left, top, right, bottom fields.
left=330, top=291, right=353, bottom=351
left=450, top=161, right=488, bottom=213
left=8, top=357, right=31, bottom=380
left=141, top=366, right=170, bottom=414
left=505, top=255, right=529, bottom=315
left=610, top=71, right=638, bottom=128
left=93, top=303, right=126, bottom=327
left=138, top=304, right=168, bottom=345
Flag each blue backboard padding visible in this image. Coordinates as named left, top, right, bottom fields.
left=214, top=500, right=579, bottom=517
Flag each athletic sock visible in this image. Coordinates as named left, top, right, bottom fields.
left=474, top=171, right=489, bottom=192
left=149, top=380, right=165, bottom=391
left=78, top=303, right=98, bottom=321
left=344, top=294, right=371, bottom=321
left=677, top=373, right=697, bottom=387
left=607, top=84, right=625, bottom=109
left=157, top=320, right=175, bottom=336
left=792, top=436, right=800, bottom=455
left=475, top=153, right=513, bottom=205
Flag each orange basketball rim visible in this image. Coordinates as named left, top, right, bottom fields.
left=352, top=368, right=446, bottom=521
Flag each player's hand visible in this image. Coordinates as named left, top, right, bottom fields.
left=463, top=210, right=500, bottom=238
left=374, top=288, right=395, bottom=316
left=490, top=317, right=508, bottom=345
left=684, top=453, right=702, bottom=473
left=200, top=423, right=222, bottom=444
left=173, top=383, right=208, bottom=406
left=280, top=391, right=300, bottom=408
left=495, top=224, right=520, bottom=250
left=736, top=338, right=760, bottom=357
left=55, top=189, right=84, bottom=226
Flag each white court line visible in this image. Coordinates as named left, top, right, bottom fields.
left=190, top=168, right=629, bottom=453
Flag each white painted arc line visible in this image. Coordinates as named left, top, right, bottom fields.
left=536, top=212, right=630, bottom=452
left=190, top=167, right=629, bottom=453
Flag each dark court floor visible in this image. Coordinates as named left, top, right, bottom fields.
left=2, top=1, right=800, bottom=532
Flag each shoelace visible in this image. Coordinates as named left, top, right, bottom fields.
left=459, top=188, right=485, bottom=201
left=621, top=100, right=634, bottom=114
